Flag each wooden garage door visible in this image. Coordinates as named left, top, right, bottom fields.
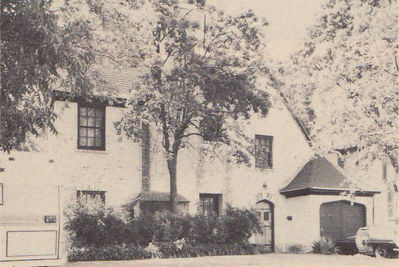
left=320, top=200, right=366, bottom=239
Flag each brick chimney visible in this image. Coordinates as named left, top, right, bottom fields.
left=141, top=123, right=151, bottom=192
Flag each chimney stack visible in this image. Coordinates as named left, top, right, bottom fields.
left=141, top=123, right=151, bottom=192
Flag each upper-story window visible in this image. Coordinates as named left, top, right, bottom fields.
left=78, top=104, right=106, bottom=150
left=255, top=135, right=273, bottom=169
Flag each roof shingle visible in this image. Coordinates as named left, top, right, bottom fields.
left=135, top=191, right=190, bottom=203
left=280, top=158, right=351, bottom=193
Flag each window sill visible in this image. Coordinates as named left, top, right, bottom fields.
left=255, top=167, right=274, bottom=172
left=75, top=149, right=108, bottom=155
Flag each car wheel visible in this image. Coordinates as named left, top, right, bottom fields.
left=334, top=245, right=344, bottom=255
left=374, top=246, right=389, bottom=258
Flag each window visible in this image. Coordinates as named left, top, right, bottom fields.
left=77, top=190, right=105, bottom=203
left=199, top=193, right=222, bottom=216
left=255, top=135, right=273, bottom=169
left=263, top=211, right=270, bottom=221
left=78, top=104, right=105, bottom=150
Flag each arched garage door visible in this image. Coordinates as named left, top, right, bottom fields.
left=320, top=200, right=366, bottom=239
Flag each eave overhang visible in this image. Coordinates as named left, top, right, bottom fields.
left=280, top=187, right=380, bottom=198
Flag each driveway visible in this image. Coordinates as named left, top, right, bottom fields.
left=63, top=253, right=398, bottom=267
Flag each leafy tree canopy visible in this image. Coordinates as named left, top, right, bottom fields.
left=106, top=0, right=271, bottom=211
left=279, top=0, right=398, bottom=177
left=0, top=0, right=96, bottom=151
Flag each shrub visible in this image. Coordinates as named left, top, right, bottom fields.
left=287, top=244, right=303, bottom=254
left=222, top=206, right=261, bottom=244
left=68, top=242, right=256, bottom=261
left=65, top=201, right=260, bottom=260
left=312, top=237, right=335, bottom=254
left=187, top=214, right=224, bottom=244
left=65, top=198, right=143, bottom=248
left=152, top=211, right=192, bottom=242
left=68, top=245, right=151, bottom=262
left=186, top=207, right=260, bottom=244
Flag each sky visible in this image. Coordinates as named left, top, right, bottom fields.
left=209, top=0, right=324, bottom=61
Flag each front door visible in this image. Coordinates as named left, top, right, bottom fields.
left=255, top=200, right=274, bottom=252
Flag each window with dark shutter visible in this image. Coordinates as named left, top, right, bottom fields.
left=255, top=135, right=273, bottom=169
left=78, top=104, right=106, bottom=150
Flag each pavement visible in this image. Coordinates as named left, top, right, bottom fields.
left=62, top=253, right=398, bottom=267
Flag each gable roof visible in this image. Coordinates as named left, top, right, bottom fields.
left=54, top=66, right=313, bottom=145
left=280, top=157, right=380, bottom=198
left=278, top=91, right=311, bottom=144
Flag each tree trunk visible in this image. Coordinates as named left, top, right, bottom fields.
left=167, top=152, right=178, bottom=213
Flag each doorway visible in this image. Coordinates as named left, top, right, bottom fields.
left=255, top=199, right=275, bottom=252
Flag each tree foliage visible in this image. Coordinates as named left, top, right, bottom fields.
left=114, top=0, right=270, bottom=211
left=0, top=0, right=96, bottom=151
left=280, top=0, right=398, bottom=176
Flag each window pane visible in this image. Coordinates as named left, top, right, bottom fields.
left=209, top=197, right=214, bottom=207
left=96, top=118, right=103, bottom=127
left=87, top=137, right=95, bottom=146
left=79, top=128, right=87, bottom=137
left=95, top=137, right=102, bottom=147
left=88, top=108, right=95, bottom=117
left=95, top=129, right=101, bottom=137
left=87, top=128, right=95, bottom=138
left=96, top=109, right=103, bottom=118
left=79, top=107, right=87, bottom=116
left=79, top=118, right=88, bottom=126
left=79, top=137, right=87, bottom=146
left=88, top=117, right=96, bottom=127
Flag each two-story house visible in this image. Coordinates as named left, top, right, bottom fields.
left=0, top=71, right=381, bottom=254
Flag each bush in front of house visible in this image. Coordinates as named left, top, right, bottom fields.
left=222, top=206, right=261, bottom=244
left=65, top=201, right=260, bottom=261
left=64, top=198, right=135, bottom=248
left=186, top=206, right=261, bottom=245
left=287, top=244, right=304, bottom=254
left=68, top=245, right=152, bottom=261
left=311, top=237, right=335, bottom=254
left=155, top=240, right=256, bottom=258
left=68, top=241, right=256, bottom=261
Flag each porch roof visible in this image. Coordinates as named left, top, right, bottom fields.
left=133, top=191, right=190, bottom=203
left=280, top=157, right=380, bottom=198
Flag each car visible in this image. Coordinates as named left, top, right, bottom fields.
left=334, top=225, right=399, bottom=258
left=334, top=236, right=358, bottom=255
left=355, top=225, right=399, bottom=258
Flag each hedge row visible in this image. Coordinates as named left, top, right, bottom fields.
left=65, top=200, right=261, bottom=249
left=68, top=242, right=256, bottom=262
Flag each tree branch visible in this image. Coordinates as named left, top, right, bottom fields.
left=181, top=132, right=203, bottom=139
left=160, top=104, right=171, bottom=153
